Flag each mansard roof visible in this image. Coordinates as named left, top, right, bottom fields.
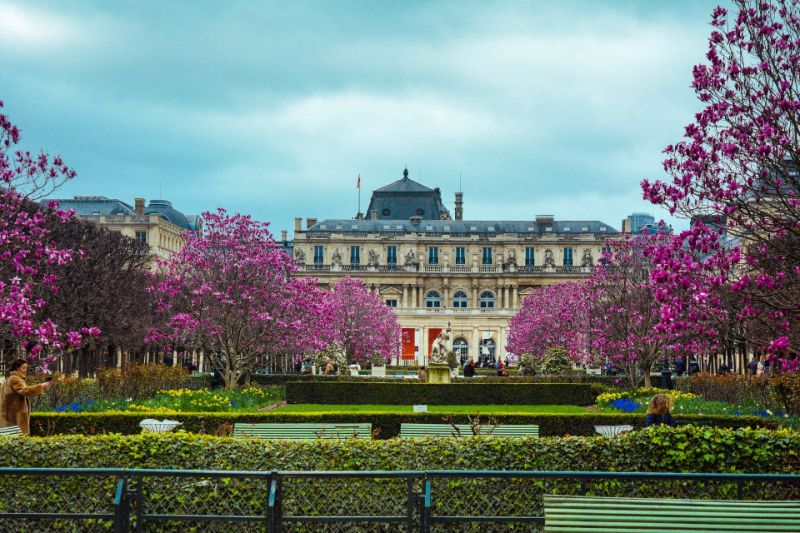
left=49, top=196, right=199, bottom=232
left=307, top=219, right=619, bottom=234
left=365, top=168, right=450, bottom=220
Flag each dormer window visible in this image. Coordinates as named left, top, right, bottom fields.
left=416, top=208, right=425, bottom=216
left=382, top=208, right=390, bottom=216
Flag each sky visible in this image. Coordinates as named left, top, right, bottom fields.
left=0, top=0, right=729, bottom=235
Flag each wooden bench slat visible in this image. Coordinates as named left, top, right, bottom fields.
left=400, top=423, right=538, bottom=438
left=0, top=426, right=23, bottom=436
left=544, top=495, right=800, bottom=532
left=232, top=423, right=371, bottom=439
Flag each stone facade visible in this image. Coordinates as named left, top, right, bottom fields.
left=293, top=170, right=621, bottom=365
left=49, top=196, right=201, bottom=268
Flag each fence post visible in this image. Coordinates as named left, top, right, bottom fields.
left=420, top=478, right=431, bottom=533
left=112, top=476, right=129, bottom=533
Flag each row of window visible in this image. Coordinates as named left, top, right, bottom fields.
left=386, top=290, right=498, bottom=309
left=313, top=246, right=584, bottom=266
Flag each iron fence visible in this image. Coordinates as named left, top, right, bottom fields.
left=0, top=468, right=798, bottom=532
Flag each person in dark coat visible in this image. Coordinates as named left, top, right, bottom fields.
left=747, top=356, right=758, bottom=376
left=645, top=394, right=675, bottom=428
left=463, top=359, right=476, bottom=378
left=674, top=356, right=686, bottom=376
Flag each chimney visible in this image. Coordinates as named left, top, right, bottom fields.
left=134, top=198, right=145, bottom=215
left=306, top=217, right=317, bottom=229
left=370, top=210, right=378, bottom=220
left=455, top=192, right=463, bottom=221
left=294, top=217, right=302, bottom=232
left=281, top=230, right=287, bottom=242
left=410, top=215, right=421, bottom=225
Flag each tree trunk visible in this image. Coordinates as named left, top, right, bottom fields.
left=643, top=372, right=652, bottom=388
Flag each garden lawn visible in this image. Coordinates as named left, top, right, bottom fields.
left=274, top=404, right=589, bottom=414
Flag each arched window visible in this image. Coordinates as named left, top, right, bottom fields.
left=479, top=291, right=495, bottom=308
left=452, top=290, right=468, bottom=308
left=479, top=338, right=497, bottom=366
left=425, top=290, right=441, bottom=308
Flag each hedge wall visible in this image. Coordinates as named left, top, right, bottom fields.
left=30, top=411, right=778, bottom=438
left=285, top=381, right=599, bottom=405
left=3, top=427, right=798, bottom=532
left=252, top=373, right=626, bottom=387
left=4, top=426, right=799, bottom=472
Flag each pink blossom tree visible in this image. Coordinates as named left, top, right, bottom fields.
left=148, top=209, right=334, bottom=388
left=325, top=276, right=401, bottom=366
left=641, top=0, right=800, bottom=369
left=0, top=100, right=95, bottom=370
left=507, top=281, right=591, bottom=365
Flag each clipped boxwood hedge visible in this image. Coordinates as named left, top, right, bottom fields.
left=2, top=427, right=798, bottom=532
left=3, top=426, right=800, bottom=474
left=285, top=381, right=598, bottom=405
left=30, top=411, right=778, bottom=438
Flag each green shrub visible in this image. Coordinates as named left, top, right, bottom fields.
left=30, top=411, right=777, bottom=438
left=3, top=427, right=797, bottom=532
left=4, top=425, right=799, bottom=473
left=542, top=347, right=572, bottom=375
left=676, top=373, right=800, bottom=416
left=285, top=381, right=597, bottom=405
left=95, top=364, right=190, bottom=401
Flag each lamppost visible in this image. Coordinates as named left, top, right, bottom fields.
left=660, top=355, right=672, bottom=389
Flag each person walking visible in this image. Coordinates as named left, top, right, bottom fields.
left=747, top=356, right=759, bottom=377
left=674, top=356, right=686, bottom=377
left=1, top=359, right=51, bottom=435
left=463, top=359, right=476, bottom=378
left=645, top=394, right=675, bottom=428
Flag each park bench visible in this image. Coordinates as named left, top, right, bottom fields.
left=232, top=423, right=372, bottom=439
left=0, top=426, right=23, bottom=436
left=400, top=423, right=539, bottom=438
left=543, top=494, right=800, bottom=532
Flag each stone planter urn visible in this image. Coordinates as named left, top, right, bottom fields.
left=371, top=365, right=386, bottom=377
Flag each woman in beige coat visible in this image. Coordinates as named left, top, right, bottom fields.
left=1, top=359, right=50, bottom=435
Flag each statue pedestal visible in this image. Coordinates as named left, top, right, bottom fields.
left=427, top=364, right=451, bottom=384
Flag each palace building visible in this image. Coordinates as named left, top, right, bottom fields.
left=292, top=168, right=621, bottom=366
left=49, top=196, right=201, bottom=268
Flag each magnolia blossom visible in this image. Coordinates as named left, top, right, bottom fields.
left=0, top=100, right=90, bottom=367
left=642, top=0, right=800, bottom=370
left=148, top=209, right=336, bottom=388
left=325, top=276, right=401, bottom=365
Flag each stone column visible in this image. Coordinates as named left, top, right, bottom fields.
left=504, top=286, right=510, bottom=309
left=512, top=286, right=519, bottom=308
left=472, top=327, right=480, bottom=359
left=472, top=286, right=478, bottom=308
left=402, top=285, right=408, bottom=308
left=499, top=327, right=507, bottom=358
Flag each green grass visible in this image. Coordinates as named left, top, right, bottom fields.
left=275, top=404, right=589, bottom=414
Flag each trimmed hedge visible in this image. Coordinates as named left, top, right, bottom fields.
left=3, top=427, right=798, bottom=532
left=252, top=373, right=626, bottom=387
left=30, top=411, right=778, bottom=438
left=3, top=426, right=800, bottom=473
left=285, top=381, right=598, bottom=405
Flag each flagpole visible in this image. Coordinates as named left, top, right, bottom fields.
left=357, top=174, right=361, bottom=217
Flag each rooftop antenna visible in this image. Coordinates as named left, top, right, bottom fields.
left=459, top=172, right=462, bottom=193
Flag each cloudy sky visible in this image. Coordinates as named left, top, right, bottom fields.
left=1, top=0, right=727, bottom=235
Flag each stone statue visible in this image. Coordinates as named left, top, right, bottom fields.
left=294, top=249, right=306, bottom=265
left=581, top=249, right=593, bottom=267
left=404, top=249, right=416, bottom=266
left=504, top=249, right=517, bottom=268
left=331, top=248, right=342, bottom=267
left=430, top=321, right=452, bottom=365
left=367, top=249, right=379, bottom=268
left=544, top=249, right=555, bottom=268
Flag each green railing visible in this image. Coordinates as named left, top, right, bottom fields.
left=0, top=468, right=798, bottom=532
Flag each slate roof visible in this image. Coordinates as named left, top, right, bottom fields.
left=49, top=197, right=199, bottom=232
left=144, top=200, right=197, bottom=231
left=308, top=219, right=619, bottom=234
left=365, top=168, right=449, bottom=220
left=51, top=197, right=137, bottom=217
